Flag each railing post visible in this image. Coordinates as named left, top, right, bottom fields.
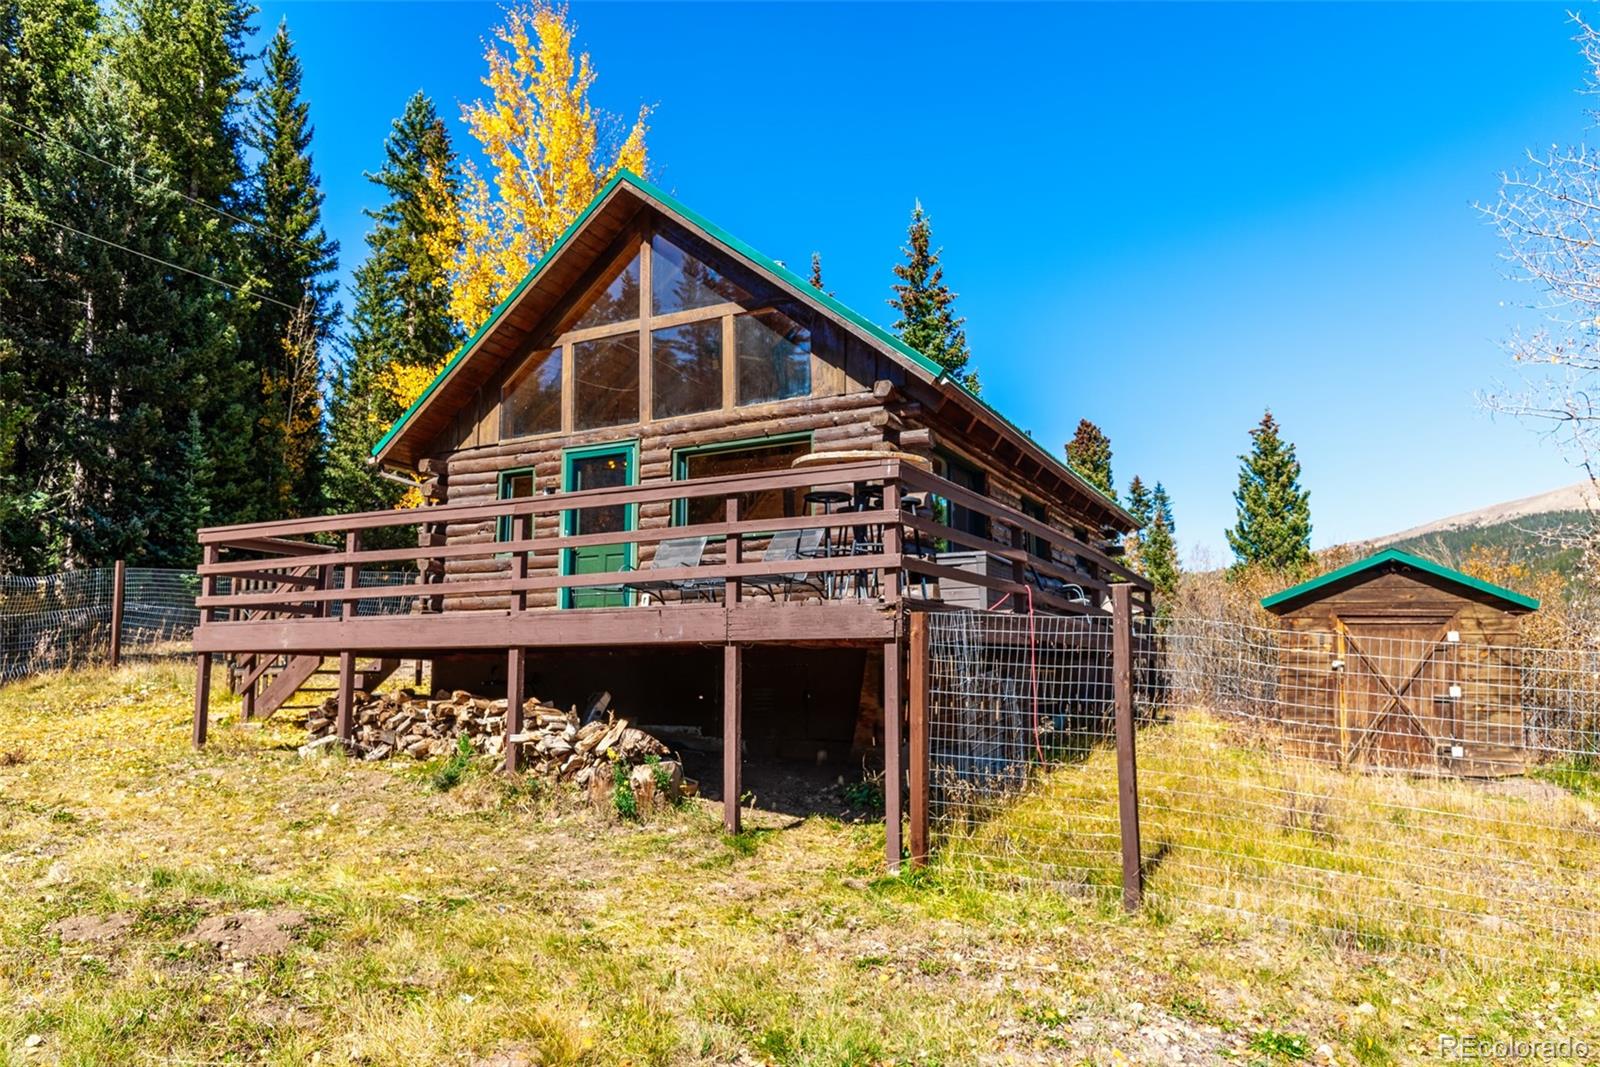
left=1007, top=522, right=1027, bottom=611
left=109, top=559, right=125, bottom=668
left=881, top=477, right=901, bottom=603
left=724, top=496, right=741, bottom=605
left=908, top=611, right=930, bottom=867
left=884, top=634, right=904, bottom=873
left=193, top=545, right=217, bottom=748
left=1112, top=583, right=1142, bottom=911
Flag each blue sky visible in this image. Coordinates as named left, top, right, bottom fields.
left=256, top=1, right=1592, bottom=559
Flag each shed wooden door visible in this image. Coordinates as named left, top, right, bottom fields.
left=1336, top=614, right=1456, bottom=772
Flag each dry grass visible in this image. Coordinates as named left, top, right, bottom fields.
left=0, top=663, right=1597, bottom=1065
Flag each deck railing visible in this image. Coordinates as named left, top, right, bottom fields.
left=192, top=457, right=1150, bottom=629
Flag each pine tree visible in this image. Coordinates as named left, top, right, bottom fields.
left=1065, top=419, right=1115, bottom=502
left=889, top=201, right=976, bottom=391
left=1152, top=482, right=1176, bottom=534
left=241, top=19, right=339, bottom=519
left=1227, top=410, right=1312, bottom=573
left=326, top=92, right=462, bottom=531
left=433, top=0, right=649, bottom=335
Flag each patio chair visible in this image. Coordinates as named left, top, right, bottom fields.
left=626, top=536, right=720, bottom=604
left=745, top=528, right=828, bottom=601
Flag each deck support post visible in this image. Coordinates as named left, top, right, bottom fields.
left=241, top=673, right=257, bottom=722
left=907, top=612, right=930, bottom=867
left=336, top=531, right=360, bottom=746
left=109, top=559, right=125, bottom=668
left=1112, top=583, right=1142, bottom=911
left=884, top=636, right=904, bottom=873
left=505, top=647, right=526, bottom=774
left=192, top=545, right=217, bottom=748
left=335, top=652, right=356, bottom=743
left=723, top=642, right=742, bottom=833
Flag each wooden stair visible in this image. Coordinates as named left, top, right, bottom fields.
left=232, top=654, right=405, bottom=722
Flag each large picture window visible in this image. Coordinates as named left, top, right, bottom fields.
left=501, top=223, right=820, bottom=439
left=501, top=347, right=562, bottom=439
left=573, top=251, right=640, bottom=330
left=651, top=232, right=750, bottom=314
left=651, top=319, right=722, bottom=418
left=574, top=334, right=640, bottom=430
left=736, top=308, right=810, bottom=405
left=676, top=437, right=811, bottom=527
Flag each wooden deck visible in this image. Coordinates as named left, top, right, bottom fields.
left=189, top=456, right=1151, bottom=864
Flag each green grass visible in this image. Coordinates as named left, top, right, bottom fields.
left=0, top=662, right=1595, bottom=1063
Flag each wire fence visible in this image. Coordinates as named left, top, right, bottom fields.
left=0, top=565, right=420, bottom=684
left=925, top=610, right=1600, bottom=972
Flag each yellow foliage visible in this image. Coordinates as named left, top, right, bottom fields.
left=438, top=1, right=650, bottom=332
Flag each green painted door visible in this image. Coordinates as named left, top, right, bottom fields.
left=563, top=445, right=635, bottom=608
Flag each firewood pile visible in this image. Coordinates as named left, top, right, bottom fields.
left=302, top=689, right=675, bottom=787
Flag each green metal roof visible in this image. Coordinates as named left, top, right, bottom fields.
left=370, top=169, right=1129, bottom=523
left=1259, top=548, right=1540, bottom=613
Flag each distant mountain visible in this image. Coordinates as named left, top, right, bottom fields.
left=1355, top=481, right=1595, bottom=578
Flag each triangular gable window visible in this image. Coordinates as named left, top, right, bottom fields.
left=573, top=250, right=641, bottom=330
left=651, top=233, right=750, bottom=314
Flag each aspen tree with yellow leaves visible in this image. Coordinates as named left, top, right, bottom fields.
left=426, top=1, right=651, bottom=340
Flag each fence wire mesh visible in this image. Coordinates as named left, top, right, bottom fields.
left=0, top=565, right=421, bottom=684
left=926, top=610, right=1600, bottom=971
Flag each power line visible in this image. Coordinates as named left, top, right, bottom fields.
left=34, top=215, right=301, bottom=312
left=0, top=112, right=331, bottom=258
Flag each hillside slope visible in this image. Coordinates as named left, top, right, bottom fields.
left=1356, top=481, right=1594, bottom=576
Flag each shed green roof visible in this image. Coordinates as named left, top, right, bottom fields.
left=369, top=169, right=1130, bottom=524
left=1259, top=548, right=1540, bottom=613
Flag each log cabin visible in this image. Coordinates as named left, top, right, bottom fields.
left=1261, top=549, right=1538, bottom=776
left=190, top=170, right=1152, bottom=862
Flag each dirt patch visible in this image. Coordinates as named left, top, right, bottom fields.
left=47, top=913, right=132, bottom=945
left=187, top=909, right=307, bottom=958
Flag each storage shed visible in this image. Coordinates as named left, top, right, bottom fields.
left=1260, top=549, right=1539, bottom=776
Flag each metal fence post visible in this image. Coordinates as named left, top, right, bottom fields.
left=109, top=560, right=126, bottom=667
left=1112, top=583, right=1143, bottom=911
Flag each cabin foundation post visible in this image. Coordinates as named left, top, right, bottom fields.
left=335, top=652, right=356, bottom=742
left=192, top=654, right=211, bottom=748
left=505, top=647, right=526, bottom=774
left=883, top=636, right=904, bottom=873
left=907, top=612, right=930, bottom=867
left=723, top=642, right=742, bottom=833
left=1111, top=583, right=1142, bottom=911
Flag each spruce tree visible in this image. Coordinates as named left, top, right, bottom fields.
left=1142, top=482, right=1180, bottom=602
left=1152, top=482, right=1176, bottom=534
left=325, top=92, right=461, bottom=533
left=1142, top=510, right=1180, bottom=602
left=1065, top=419, right=1115, bottom=502
left=109, top=0, right=260, bottom=531
left=809, top=252, right=824, bottom=290
left=241, top=19, right=339, bottom=519
left=1125, top=476, right=1153, bottom=530
left=889, top=201, right=977, bottom=391
left=1227, top=410, right=1312, bottom=572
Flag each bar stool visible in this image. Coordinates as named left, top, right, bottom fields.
left=804, top=489, right=852, bottom=597
left=901, top=492, right=933, bottom=598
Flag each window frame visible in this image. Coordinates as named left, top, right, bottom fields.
left=670, top=432, right=814, bottom=528
left=496, top=467, right=536, bottom=544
